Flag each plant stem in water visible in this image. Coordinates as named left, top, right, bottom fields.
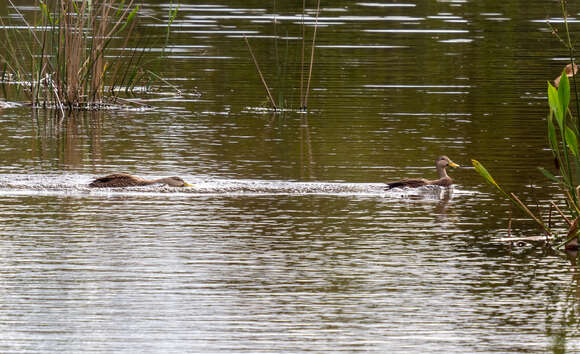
left=304, top=0, right=320, bottom=110
left=243, top=35, right=278, bottom=110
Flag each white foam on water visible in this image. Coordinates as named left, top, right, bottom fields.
left=0, top=174, right=469, bottom=200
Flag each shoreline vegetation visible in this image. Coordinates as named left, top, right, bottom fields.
left=0, top=0, right=178, bottom=114
left=473, top=0, right=580, bottom=252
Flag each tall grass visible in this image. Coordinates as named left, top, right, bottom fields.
left=0, top=0, right=174, bottom=111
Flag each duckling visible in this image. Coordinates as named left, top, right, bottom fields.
left=89, top=173, right=192, bottom=188
left=386, top=156, right=459, bottom=190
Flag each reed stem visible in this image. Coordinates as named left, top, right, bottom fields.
left=551, top=200, right=571, bottom=226
left=303, top=0, right=321, bottom=110
left=243, top=34, right=278, bottom=110
left=299, top=0, right=306, bottom=109
left=510, top=193, right=552, bottom=236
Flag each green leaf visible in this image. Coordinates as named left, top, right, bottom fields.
left=538, top=167, right=561, bottom=184
left=471, top=159, right=508, bottom=198
left=548, top=82, right=563, bottom=128
left=127, top=5, right=139, bottom=23
left=168, top=1, right=178, bottom=26
left=547, top=111, right=558, bottom=152
left=558, top=68, right=570, bottom=118
left=72, top=0, right=80, bottom=15
left=116, top=5, right=139, bottom=34
left=116, top=0, right=126, bottom=18
left=40, top=2, right=54, bottom=25
left=566, top=126, right=579, bottom=156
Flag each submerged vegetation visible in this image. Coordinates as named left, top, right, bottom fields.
left=0, top=0, right=178, bottom=111
left=472, top=1, right=580, bottom=250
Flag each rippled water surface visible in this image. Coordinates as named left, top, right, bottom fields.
left=1, top=0, right=580, bottom=352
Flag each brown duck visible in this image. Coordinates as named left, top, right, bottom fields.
left=89, top=173, right=193, bottom=188
left=386, top=156, right=459, bottom=190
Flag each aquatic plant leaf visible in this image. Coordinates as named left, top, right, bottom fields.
left=566, top=126, right=579, bottom=156
left=471, top=159, right=508, bottom=198
left=548, top=82, right=563, bottom=128
left=547, top=112, right=559, bottom=153
left=538, top=167, right=561, bottom=184
left=558, top=68, right=570, bottom=118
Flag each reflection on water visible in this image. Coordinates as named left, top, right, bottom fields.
left=0, top=0, right=579, bottom=352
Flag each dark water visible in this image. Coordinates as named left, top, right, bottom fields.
left=1, top=0, right=580, bottom=352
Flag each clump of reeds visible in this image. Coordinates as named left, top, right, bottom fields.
left=243, top=0, right=321, bottom=112
left=0, top=0, right=176, bottom=111
left=472, top=0, right=580, bottom=250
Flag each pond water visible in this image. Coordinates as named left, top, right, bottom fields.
left=1, top=0, right=580, bottom=352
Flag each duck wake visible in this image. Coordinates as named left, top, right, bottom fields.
left=0, top=174, right=461, bottom=199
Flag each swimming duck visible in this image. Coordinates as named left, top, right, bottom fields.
left=89, top=173, right=192, bottom=188
left=386, top=156, right=459, bottom=190
left=554, top=63, right=578, bottom=88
